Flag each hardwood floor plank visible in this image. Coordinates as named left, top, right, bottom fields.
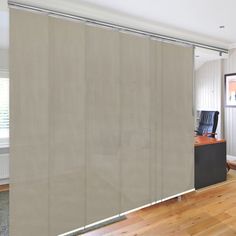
left=0, top=184, right=9, bottom=192
left=82, top=178, right=236, bottom=236
left=3, top=174, right=236, bottom=235
left=186, top=213, right=231, bottom=235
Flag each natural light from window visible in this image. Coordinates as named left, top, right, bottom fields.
left=0, top=77, right=9, bottom=146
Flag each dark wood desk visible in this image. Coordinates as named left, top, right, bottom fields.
left=194, top=136, right=226, bottom=189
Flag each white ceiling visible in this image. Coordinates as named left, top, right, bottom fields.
left=195, top=47, right=227, bottom=70
left=0, top=0, right=9, bottom=49
left=78, top=0, right=236, bottom=46
left=1, top=0, right=235, bottom=67
left=7, top=0, right=236, bottom=49
left=0, top=0, right=8, bottom=11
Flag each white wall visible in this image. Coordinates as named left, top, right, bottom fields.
left=0, top=49, right=8, bottom=70
left=196, top=51, right=236, bottom=157
left=195, top=59, right=223, bottom=138
left=224, top=49, right=236, bottom=156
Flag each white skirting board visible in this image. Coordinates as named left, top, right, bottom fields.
left=0, top=153, right=9, bottom=184
left=0, top=178, right=9, bottom=185
left=227, top=155, right=236, bottom=161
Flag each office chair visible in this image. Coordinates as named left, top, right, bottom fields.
left=195, top=111, right=219, bottom=138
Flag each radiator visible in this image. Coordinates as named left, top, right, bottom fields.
left=0, top=153, right=9, bottom=180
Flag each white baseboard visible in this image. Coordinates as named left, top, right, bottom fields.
left=0, top=153, right=9, bottom=181
left=0, top=178, right=9, bottom=185
left=227, top=155, right=236, bottom=161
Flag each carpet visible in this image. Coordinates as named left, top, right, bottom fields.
left=0, top=192, right=9, bottom=236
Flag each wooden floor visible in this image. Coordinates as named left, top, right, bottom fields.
left=83, top=177, right=236, bottom=236
left=0, top=184, right=9, bottom=192
left=2, top=175, right=236, bottom=235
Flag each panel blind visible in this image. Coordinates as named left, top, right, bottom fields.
left=0, top=77, right=9, bottom=140
left=10, top=8, right=194, bottom=236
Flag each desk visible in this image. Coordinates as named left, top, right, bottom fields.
left=194, top=136, right=226, bottom=189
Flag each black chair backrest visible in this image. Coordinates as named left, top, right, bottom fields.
left=196, top=111, right=219, bottom=138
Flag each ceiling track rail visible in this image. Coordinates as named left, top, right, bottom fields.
left=8, top=1, right=229, bottom=54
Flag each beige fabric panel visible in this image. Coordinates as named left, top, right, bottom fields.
left=86, top=25, right=121, bottom=224
left=10, top=9, right=49, bottom=236
left=48, top=17, right=86, bottom=235
left=120, top=32, right=151, bottom=212
left=10, top=9, right=194, bottom=235
left=162, top=42, right=194, bottom=198
left=150, top=39, right=163, bottom=202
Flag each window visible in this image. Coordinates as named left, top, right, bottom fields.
left=0, top=77, right=9, bottom=146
